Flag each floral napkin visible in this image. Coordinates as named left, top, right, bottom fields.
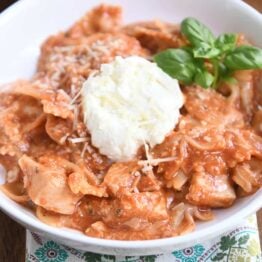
left=26, top=215, right=261, bottom=262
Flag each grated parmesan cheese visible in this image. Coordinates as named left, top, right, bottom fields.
left=73, top=105, right=79, bottom=131
left=68, top=137, right=89, bottom=143
left=81, top=142, right=88, bottom=158
left=138, top=156, right=177, bottom=167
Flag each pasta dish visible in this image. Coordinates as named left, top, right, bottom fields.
left=0, top=4, right=261, bottom=240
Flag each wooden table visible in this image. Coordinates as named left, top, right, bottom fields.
left=0, top=0, right=261, bottom=261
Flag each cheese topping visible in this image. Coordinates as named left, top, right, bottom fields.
left=82, top=56, right=184, bottom=161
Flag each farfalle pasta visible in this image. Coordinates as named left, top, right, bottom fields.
left=0, top=4, right=261, bottom=240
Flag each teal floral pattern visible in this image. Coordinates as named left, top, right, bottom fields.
left=81, top=253, right=158, bottom=262
left=123, top=255, right=158, bottom=262
left=82, top=252, right=116, bottom=262
left=172, top=244, right=205, bottom=261
left=35, top=241, right=68, bottom=262
left=141, top=256, right=158, bottom=262
left=26, top=214, right=261, bottom=262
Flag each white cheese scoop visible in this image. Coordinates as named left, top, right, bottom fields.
left=82, top=56, right=184, bottom=161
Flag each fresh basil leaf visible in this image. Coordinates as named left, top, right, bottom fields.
left=194, top=69, right=214, bottom=88
left=181, top=45, right=194, bottom=54
left=153, top=49, right=196, bottom=84
left=181, top=17, right=215, bottom=47
left=219, top=62, right=237, bottom=86
left=215, top=34, right=237, bottom=52
left=193, top=44, right=220, bottom=58
left=222, top=76, right=238, bottom=85
left=224, top=45, right=262, bottom=70
left=218, top=62, right=228, bottom=76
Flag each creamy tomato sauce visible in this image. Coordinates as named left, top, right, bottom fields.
left=0, top=4, right=261, bottom=240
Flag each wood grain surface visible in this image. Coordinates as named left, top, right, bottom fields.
left=0, top=0, right=261, bottom=261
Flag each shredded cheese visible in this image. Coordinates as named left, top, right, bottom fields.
left=81, top=142, right=88, bottom=158
left=70, top=89, right=82, bottom=105
left=144, top=142, right=152, bottom=161
left=138, top=156, right=177, bottom=166
left=68, top=137, right=89, bottom=143
left=59, top=134, right=69, bottom=144
left=73, top=105, right=79, bottom=131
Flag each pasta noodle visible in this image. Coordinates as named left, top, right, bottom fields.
left=0, top=4, right=261, bottom=240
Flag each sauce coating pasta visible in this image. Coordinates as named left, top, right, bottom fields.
left=0, top=4, right=261, bottom=240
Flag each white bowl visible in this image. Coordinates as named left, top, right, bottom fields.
left=0, top=0, right=261, bottom=256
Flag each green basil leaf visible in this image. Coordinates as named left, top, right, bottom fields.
left=153, top=48, right=196, bottom=84
left=215, top=34, right=237, bottom=52
left=194, top=69, right=214, bottom=88
left=222, top=76, right=238, bottom=85
left=193, top=44, right=220, bottom=58
left=181, top=17, right=215, bottom=47
left=218, top=62, right=228, bottom=76
left=224, top=45, right=262, bottom=70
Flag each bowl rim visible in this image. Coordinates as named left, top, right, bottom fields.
left=0, top=0, right=262, bottom=251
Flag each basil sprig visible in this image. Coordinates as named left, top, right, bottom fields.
left=153, top=17, right=262, bottom=89
left=153, top=49, right=196, bottom=84
left=181, top=18, right=215, bottom=47
left=224, top=46, right=262, bottom=70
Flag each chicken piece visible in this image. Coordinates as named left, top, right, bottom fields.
left=102, top=162, right=140, bottom=196
left=186, top=172, right=236, bottom=207
left=98, top=192, right=168, bottom=227
left=72, top=148, right=110, bottom=178
left=103, top=161, right=161, bottom=195
left=232, top=157, right=262, bottom=194
left=137, top=168, right=160, bottom=192
left=18, top=155, right=82, bottom=214
left=68, top=172, right=107, bottom=197
left=68, top=4, right=122, bottom=37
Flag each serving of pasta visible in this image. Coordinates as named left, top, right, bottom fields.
left=0, top=4, right=261, bottom=240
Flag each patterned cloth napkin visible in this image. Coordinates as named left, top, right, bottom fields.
left=26, top=215, right=261, bottom=262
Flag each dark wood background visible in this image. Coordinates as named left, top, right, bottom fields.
left=0, top=0, right=261, bottom=261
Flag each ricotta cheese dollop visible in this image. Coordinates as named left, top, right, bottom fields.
left=82, top=56, right=184, bottom=161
